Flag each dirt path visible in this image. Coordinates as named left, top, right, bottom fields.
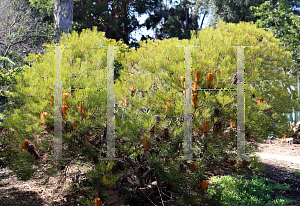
left=250, top=139, right=300, bottom=206
left=253, top=139, right=300, bottom=170
left=0, top=159, right=87, bottom=206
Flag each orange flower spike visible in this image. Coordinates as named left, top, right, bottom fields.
left=62, top=93, right=69, bottom=105
left=194, top=70, right=200, bottom=83
left=193, top=81, right=198, bottom=91
left=103, top=175, right=112, bottom=188
left=207, top=73, right=213, bottom=87
left=202, top=120, right=210, bottom=132
left=257, top=98, right=264, bottom=107
left=192, top=93, right=198, bottom=108
left=49, top=94, right=54, bottom=107
left=190, top=162, right=200, bottom=172
left=199, top=180, right=209, bottom=191
left=165, top=98, right=171, bottom=111
left=230, top=119, right=236, bottom=128
left=180, top=76, right=185, bottom=89
left=40, top=112, right=48, bottom=125
left=23, top=139, right=29, bottom=151
left=81, top=108, right=88, bottom=117
left=62, top=105, right=69, bottom=118
left=124, top=98, right=129, bottom=106
left=62, top=93, right=69, bottom=99
left=94, top=194, right=103, bottom=206
left=242, top=162, right=248, bottom=168
left=78, top=102, right=83, bottom=114
left=142, top=134, right=150, bottom=148
left=131, top=85, right=136, bottom=93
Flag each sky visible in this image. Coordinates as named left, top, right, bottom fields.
left=127, top=2, right=214, bottom=44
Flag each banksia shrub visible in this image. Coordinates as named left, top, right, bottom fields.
left=1, top=20, right=298, bottom=205
left=113, top=19, right=298, bottom=204
left=1, top=27, right=126, bottom=184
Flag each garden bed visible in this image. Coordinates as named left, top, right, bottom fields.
left=0, top=137, right=299, bottom=205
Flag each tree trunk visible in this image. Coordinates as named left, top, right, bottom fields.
left=53, top=0, right=74, bottom=43
left=200, top=11, right=208, bottom=30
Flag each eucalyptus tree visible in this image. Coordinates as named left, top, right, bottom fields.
left=250, top=0, right=300, bottom=76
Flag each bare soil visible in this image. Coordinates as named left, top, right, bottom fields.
left=249, top=139, right=300, bottom=206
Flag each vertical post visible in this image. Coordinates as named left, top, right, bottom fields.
left=175, top=45, right=199, bottom=161
left=47, top=45, right=71, bottom=161
left=183, top=46, right=192, bottom=160
left=236, top=46, right=245, bottom=161
left=297, top=75, right=300, bottom=124
left=48, top=45, right=122, bottom=161
left=293, top=108, right=295, bottom=125
left=107, top=46, right=115, bottom=160
left=54, top=46, right=62, bottom=160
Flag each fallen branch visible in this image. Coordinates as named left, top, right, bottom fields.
left=124, top=156, right=145, bottom=187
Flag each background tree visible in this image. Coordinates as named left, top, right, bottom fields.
left=73, top=0, right=137, bottom=47
left=53, top=0, right=74, bottom=43
left=25, top=0, right=167, bottom=48
left=210, top=0, right=300, bottom=24
left=0, top=0, right=59, bottom=71
left=144, top=0, right=219, bottom=41
left=250, top=0, right=300, bottom=77
left=24, top=0, right=218, bottom=50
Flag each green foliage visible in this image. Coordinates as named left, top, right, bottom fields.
left=148, top=3, right=193, bottom=40
left=0, top=0, right=60, bottom=75
left=211, top=0, right=300, bottom=24
left=248, top=155, right=266, bottom=175
left=0, top=67, right=24, bottom=87
left=206, top=175, right=293, bottom=205
left=28, top=0, right=54, bottom=18
left=211, top=0, right=271, bottom=23
left=295, top=171, right=300, bottom=178
left=112, top=19, right=297, bottom=203
left=84, top=161, right=119, bottom=197
left=1, top=26, right=126, bottom=183
left=7, top=149, right=40, bottom=181
left=0, top=56, right=25, bottom=86
left=78, top=197, right=94, bottom=206
left=116, top=19, right=298, bottom=162
left=250, top=0, right=300, bottom=76
left=73, top=0, right=167, bottom=46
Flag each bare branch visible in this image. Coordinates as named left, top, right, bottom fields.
left=0, top=0, right=56, bottom=67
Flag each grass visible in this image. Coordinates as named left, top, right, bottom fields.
left=206, top=175, right=293, bottom=206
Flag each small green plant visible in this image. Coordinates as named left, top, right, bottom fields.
left=295, top=171, right=300, bottom=178
left=7, top=151, right=40, bottom=181
left=248, top=155, right=266, bottom=175
left=0, top=56, right=25, bottom=86
left=206, top=175, right=293, bottom=206
left=79, top=197, right=94, bottom=206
